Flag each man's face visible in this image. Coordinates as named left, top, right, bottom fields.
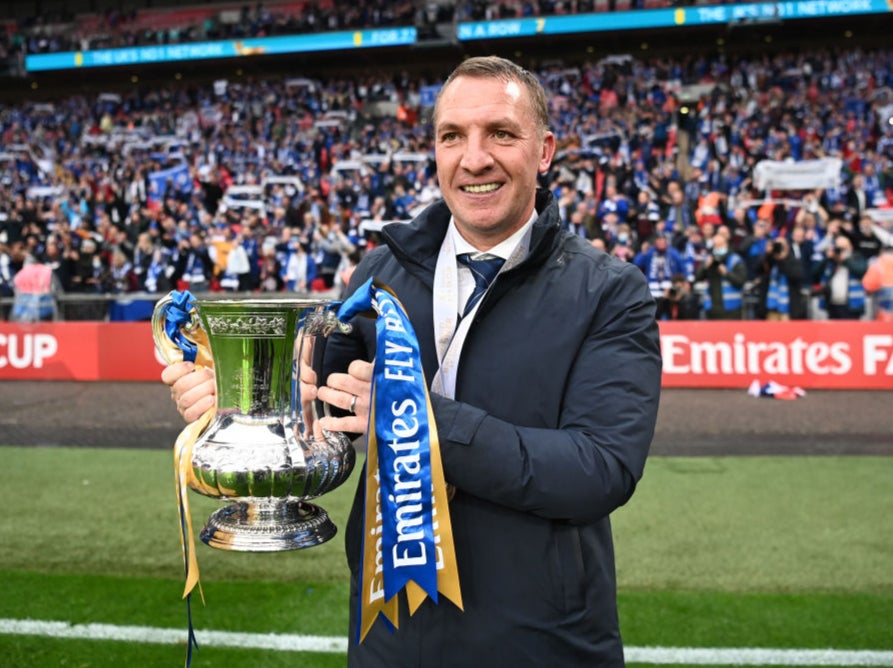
left=434, top=75, right=555, bottom=250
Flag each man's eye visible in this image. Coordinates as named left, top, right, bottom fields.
left=441, top=132, right=458, bottom=142
left=494, top=130, right=510, bottom=140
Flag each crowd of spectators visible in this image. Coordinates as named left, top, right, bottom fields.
left=2, top=44, right=893, bottom=322
left=3, top=0, right=737, bottom=60
left=4, top=1, right=422, bottom=57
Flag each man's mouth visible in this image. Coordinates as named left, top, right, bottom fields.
left=461, top=183, right=501, bottom=194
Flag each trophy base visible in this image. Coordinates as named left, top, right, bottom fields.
left=200, top=500, right=336, bottom=552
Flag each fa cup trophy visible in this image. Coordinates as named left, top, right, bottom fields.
left=152, top=292, right=356, bottom=552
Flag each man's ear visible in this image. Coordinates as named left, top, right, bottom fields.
left=538, top=132, right=556, bottom=174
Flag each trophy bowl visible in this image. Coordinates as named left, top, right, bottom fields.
left=152, top=292, right=356, bottom=552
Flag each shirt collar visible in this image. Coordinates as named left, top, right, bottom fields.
left=448, top=209, right=538, bottom=262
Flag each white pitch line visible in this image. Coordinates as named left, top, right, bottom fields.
left=625, top=646, right=893, bottom=666
left=3, top=618, right=893, bottom=665
left=0, top=618, right=347, bottom=654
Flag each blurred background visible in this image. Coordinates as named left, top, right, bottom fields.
left=1, top=0, right=893, bottom=326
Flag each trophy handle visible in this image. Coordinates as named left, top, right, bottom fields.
left=151, top=290, right=205, bottom=365
left=294, top=307, right=355, bottom=438
left=317, top=308, right=353, bottom=422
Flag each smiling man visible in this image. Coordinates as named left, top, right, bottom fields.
left=164, top=56, right=662, bottom=667
left=431, top=62, right=555, bottom=251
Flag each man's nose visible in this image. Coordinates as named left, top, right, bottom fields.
left=459, top=134, right=494, bottom=172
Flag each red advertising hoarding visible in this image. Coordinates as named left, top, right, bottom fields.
left=659, top=321, right=893, bottom=390
left=0, top=322, right=164, bottom=382
left=0, top=320, right=891, bottom=389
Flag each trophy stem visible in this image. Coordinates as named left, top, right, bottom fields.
left=200, top=500, right=337, bottom=552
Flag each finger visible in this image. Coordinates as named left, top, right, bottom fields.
left=348, top=359, right=374, bottom=382
left=161, top=361, right=195, bottom=387
left=324, top=371, right=352, bottom=394
left=173, top=366, right=215, bottom=397
left=312, top=418, right=325, bottom=443
left=171, top=368, right=216, bottom=421
left=317, top=384, right=360, bottom=414
left=323, top=372, right=364, bottom=403
left=328, top=365, right=373, bottom=400
left=178, top=371, right=216, bottom=406
left=298, top=379, right=319, bottom=402
left=299, top=363, right=317, bottom=385
left=319, top=414, right=368, bottom=436
left=182, top=393, right=217, bottom=424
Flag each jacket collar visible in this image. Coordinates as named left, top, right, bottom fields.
left=381, top=189, right=561, bottom=279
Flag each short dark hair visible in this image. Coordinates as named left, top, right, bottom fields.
left=433, top=56, right=550, bottom=137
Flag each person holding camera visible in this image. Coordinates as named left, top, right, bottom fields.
left=695, top=232, right=748, bottom=320
left=656, top=272, right=700, bottom=320
left=812, top=235, right=868, bottom=319
left=756, top=236, right=805, bottom=320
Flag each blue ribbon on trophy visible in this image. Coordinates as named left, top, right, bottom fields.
left=337, top=278, right=463, bottom=642
left=162, top=291, right=200, bottom=364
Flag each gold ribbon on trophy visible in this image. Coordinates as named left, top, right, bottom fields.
left=152, top=291, right=215, bottom=666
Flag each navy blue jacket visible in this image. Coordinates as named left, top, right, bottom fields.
left=331, top=189, right=662, bottom=668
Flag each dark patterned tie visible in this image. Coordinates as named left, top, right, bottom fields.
left=457, top=253, right=505, bottom=317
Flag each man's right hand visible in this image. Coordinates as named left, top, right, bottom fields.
left=161, top=361, right=217, bottom=423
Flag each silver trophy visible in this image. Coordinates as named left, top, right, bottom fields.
left=152, top=292, right=356, bottom=552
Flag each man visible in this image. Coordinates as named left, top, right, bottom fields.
left=163, top=57, right=661, bottom=667
left=756, top=236, right=804, bottom=321
left=696, top=232, right=748, bottom=319
left=738, top=217, right=773, bottom=281
left=845, top=173, right=869, bottom=223
left=131, top=232, right=158, bottom=291
left=813, top=235, right=868, bottom=320
left=566, top=205, right=591, bottom=239
left=597, top=183, right=630, bottom=227
left=787, top=223, right=815, bottom=314
left=173, top=231, right=213, bottom=293
left=853, top=213, right=884, bottom=261
left=631, top=188, right=660, bottom=242
left=314, top=219, right=356, bottom=289
left=662, top=186, right=694, bottom=240
left=633, top=233, right=686, bottom=303
left=657, top=272, right=700, bottom=320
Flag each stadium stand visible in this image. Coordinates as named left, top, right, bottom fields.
left=1, top=1, right=892, bottom=321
